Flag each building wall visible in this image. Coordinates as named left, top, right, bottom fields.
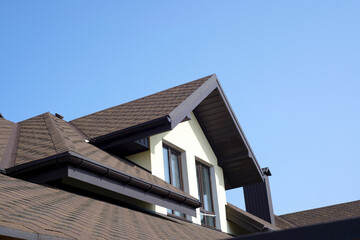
left=126, top=149, right=151, bottom=171
left=126, top=112, right=228, bottom=232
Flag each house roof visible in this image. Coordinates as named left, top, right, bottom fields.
left=275, top=200, right=360, bottom=229
left=0, top=113, right=201, bottom=215
left=0, top=174, right=231, bottom=240
left=71, top=75, right=211, bottom=140
left=0, top=118, right=17, bottom=169
left=226, top=202, right=279, bottom=233
left=71, top=74, right=264, bottom=189
left=234, top=216, right=360, bottom=240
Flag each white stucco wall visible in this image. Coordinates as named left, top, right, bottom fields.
left=150, top=114, right=227, bottom=232
left=125, top=112, right=228, bottom=232
left=126, top=150, right=151, bottom=171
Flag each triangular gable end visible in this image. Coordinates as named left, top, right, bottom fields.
left=168, top=74, right=264, bottom=189
left=77, top=74, right=264, bottom=189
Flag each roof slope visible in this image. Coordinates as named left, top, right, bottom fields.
left=276, top=200, right=360, bottom=228
left=0, top=118, right=17, bottom=169
left=7, top=112, right=197, bottom=201
left=226, top=202, right=279, bottom=232
left=0, top=174, right=230, bottom=240
left=71, top=75, right=211, bottom=140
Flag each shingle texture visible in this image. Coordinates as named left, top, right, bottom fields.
left=12, top=112, right=196, bottom=200
left=276, top=200, right=360, bottom=229
left=0, top=174, right=230, bottom=240
left=0, top=118, right=16, bottom=163
left=70, top=75, right=211, bottom=139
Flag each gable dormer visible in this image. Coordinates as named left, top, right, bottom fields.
left=71, top=74, right=264, bottom=189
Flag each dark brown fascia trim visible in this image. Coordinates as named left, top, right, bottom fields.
left=96, top=121, right=171, bottom=150
left=23, top=165, right=196, bottom=216
left=168, top=74, right=219, bottom=129
left=6, top=151, right=201, bottom=210
left=93, top=116, right=171, bottom=144
left=0, top=123, right=20, bottom=170
left=66, top=166, right=196, bottom=216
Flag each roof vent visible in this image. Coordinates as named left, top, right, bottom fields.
left=0, top=113, right=4, bottom=119
left=55, top=113, right=64, bottom=119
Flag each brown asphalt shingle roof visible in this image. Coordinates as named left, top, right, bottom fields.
left=0, top=174, right=230, bottom=240
left=0, top=118, right=16, bottom=167
left=275, top=200, right=360, bottom=229
left=70, top=75, right=212, bottom=139
left=11, top=112, right=197, bottom=200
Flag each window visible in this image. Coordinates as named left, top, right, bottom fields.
left=163, top=145, right=185, bottom=217
left=196, top=161, right=215, bottom=227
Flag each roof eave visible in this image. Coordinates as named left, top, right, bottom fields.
left=5, top=151, right=201, bottom=216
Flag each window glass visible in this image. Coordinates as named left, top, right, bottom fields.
left=163, top=145, right=185, bottom=218
left=196, top=161, right=215, bottom=227
left=163, top=147, right=170, bottom=183
left=171, top=151, right=181, bottom=189
left=201, top=166, right=213, bottom=212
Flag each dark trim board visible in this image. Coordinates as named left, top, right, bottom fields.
left=6, top=151, right=200, bottom=216
left=66, top=166, right=196, bottom=216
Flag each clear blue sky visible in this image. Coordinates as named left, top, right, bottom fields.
left=1, top=1, right=359, bottom=215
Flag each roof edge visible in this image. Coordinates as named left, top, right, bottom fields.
left=215, top=79, right=264, bottom=180
left=6, top=150, right=201, bottom=210
left=168, top=74, right=263, bottom=184
left=93, top=115, right=171, bottom=143
left=226, top=202, right=279, bottom=232
left=168, top=74, right=218, bottom=128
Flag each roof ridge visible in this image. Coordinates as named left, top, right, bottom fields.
left=0, top=119, right=20, bottom=169
left=70, top=74, right=214, bottom=122
left=43, top=112, right=72, bottom=154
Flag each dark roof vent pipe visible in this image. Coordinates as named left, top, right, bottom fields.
left=55, top=113, right=64, bottom=119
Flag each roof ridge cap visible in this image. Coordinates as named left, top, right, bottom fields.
left=43, top=113, right=71, bottom=154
